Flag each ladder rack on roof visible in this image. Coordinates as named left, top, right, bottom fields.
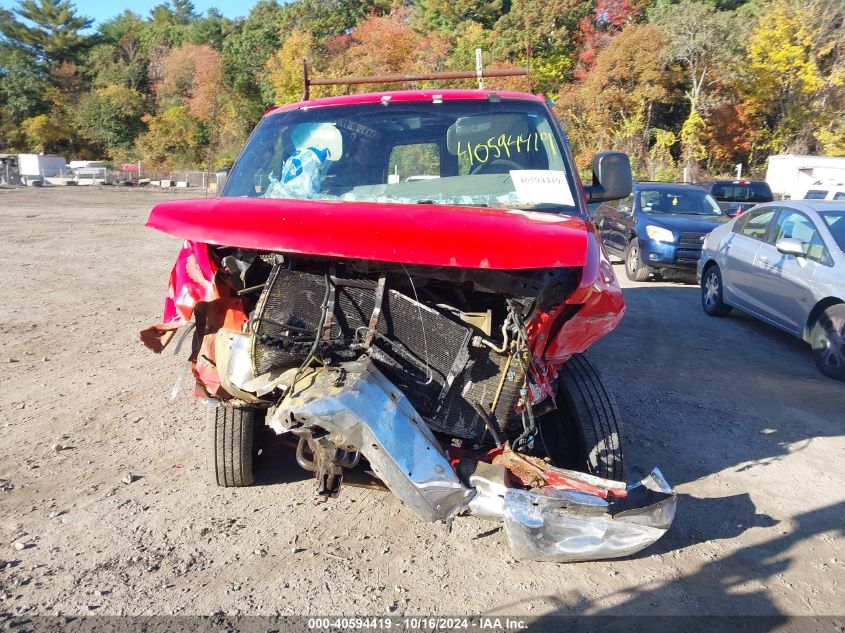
left=301, top=59, right=530, bottom=100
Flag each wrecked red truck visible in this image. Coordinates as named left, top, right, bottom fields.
left=141, top=87, right=676, bottom=562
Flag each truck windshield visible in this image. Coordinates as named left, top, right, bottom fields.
left=223, top=100, right=580, bottom=214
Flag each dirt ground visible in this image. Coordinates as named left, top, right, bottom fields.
left=0, top=186, right=843, bottom=620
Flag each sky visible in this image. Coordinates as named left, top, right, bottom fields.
left=0, top=0, right=256, bottom=27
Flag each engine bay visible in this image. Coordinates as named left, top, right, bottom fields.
left=222, top=249, right=581, bottom=447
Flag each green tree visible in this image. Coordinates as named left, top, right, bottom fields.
left=413, top=0, right=503, bottom=32
left=185, top=9, right=232, bottom=49
left=0, top=0, right=93, bottom=66
left=0, top=45, right=50, bottom=149
left=136, top=104, right=206, bottom=168
left=73, top=85, right=145, bottom=156
left=139, top=0, right=199, bottom=51
left=222, top=0, right=286, bottom=105
left=490, top=0, right=589, bottom=92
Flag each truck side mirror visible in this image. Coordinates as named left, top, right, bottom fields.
left=585, top=152, right=632, bottom=202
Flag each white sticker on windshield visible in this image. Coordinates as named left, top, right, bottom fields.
left=509, top=170, right=574, bottom=207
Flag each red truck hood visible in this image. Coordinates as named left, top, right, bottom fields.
left=146, top=197, right=589, bottom=270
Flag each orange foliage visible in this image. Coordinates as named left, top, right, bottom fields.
left=343, top=10, right=449, bottom=82
left=707, top=88, right=754, bottom=165
left=156, top=44, right=222, bottom=121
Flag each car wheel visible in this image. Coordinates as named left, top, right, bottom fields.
left=206, top=403, right=256, bottom=487
left=811, top=304, right=845, bottom=381
left=624, top=239, right=650, bottom=282
left=535, top=354, right=623, bottom=481
left=701, top=265, right=731, bottom=316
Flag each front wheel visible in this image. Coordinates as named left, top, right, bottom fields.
left=536, top=354, right=623, bottom=481
left=206, top=403, right=256, bottom=487
left=701, top=265, right=731, bottom=316
left=624, top=239, right=651, bottom=282
left=811, top=304, right=845, bottom=381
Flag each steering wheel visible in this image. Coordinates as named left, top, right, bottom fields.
left=470, top=158, right=523, bottom=175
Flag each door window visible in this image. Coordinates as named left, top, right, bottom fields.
left=773, top=210, right=829, bottom=263
left=735, top=208, right=777, bottom=241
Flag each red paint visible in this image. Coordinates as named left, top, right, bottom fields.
left=139, top=240, right=218, bottom=352
left=265, top=89, right=544, bottom=115
left=526, top=227, right=625, bottom=397
left=147, top=197, right=590, bottom=270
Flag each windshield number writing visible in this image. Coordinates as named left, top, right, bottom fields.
left=457, top=132, right=556, bottom=166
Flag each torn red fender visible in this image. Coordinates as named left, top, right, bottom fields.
left=525, top=227, right=625, bottom=396
left=140, top=240, right=218, bottom=353
left=139, top=240, right=247, bottom=397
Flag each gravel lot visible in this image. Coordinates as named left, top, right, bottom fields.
left=0, top=187, right=843, bottom=620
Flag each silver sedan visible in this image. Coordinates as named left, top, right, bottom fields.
left=697, top=200, right=845, bottom=381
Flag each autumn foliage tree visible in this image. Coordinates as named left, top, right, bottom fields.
left=557, top=23, right=671, bottom=174
left=155, top=43, right=222, bottom=121
left=1, top=0, right=843, bottom=173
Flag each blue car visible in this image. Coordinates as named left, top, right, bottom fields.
left=593, top=182, right=731, bottom=281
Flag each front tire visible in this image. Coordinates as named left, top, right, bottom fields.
left=701, top=265, right=731, bottom=316
left=811, top=304, right=845, bottom=381
left=537, top=354, right=624, bottom=481
left=206, top=403, right=256, bottom=487
left=625, top=239, right=651, bottom=282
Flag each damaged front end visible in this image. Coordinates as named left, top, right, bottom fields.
left=140, top=89, right=676, bottom=562
left=141, top=203, right=676, bottom=561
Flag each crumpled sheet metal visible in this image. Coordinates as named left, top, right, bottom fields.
left=503, top=468, right=677, bottom=562
left=272, top=358, right=475, bottom=523
left=215, top=329, right=297, bottom=403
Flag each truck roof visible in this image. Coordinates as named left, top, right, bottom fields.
left=266, top=89, right=545, bottom=114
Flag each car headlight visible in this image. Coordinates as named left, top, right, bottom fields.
left=645, top=225, right=675, bottom=244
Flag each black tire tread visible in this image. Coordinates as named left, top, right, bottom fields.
left=625, top=239, right=650, bottom=282
left=811, top=303, right=845, bottom=381
left=206, top=404, right=255, bottom=487
left=558, top=354, right=624, bottom=480
left=701, top=264, right=731, bottom=317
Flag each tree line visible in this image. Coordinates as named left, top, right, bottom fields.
left=1, top=0, right=843, bottom=178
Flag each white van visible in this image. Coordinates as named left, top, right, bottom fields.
left=802, top=187, right=845, bottom=201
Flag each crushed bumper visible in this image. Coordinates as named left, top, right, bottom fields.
left=502, top=469, right=676, bottom=562
left=266, top=358, right=677, bottom=562
left=270, top=358, right=476, bottom=523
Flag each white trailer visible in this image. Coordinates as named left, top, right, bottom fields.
left=17, top=154, right=67, bottom=185
left=765, top=154, right=845, bottom=200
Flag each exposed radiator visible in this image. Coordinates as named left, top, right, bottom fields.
left=251, top=264, right=504, bottom=439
